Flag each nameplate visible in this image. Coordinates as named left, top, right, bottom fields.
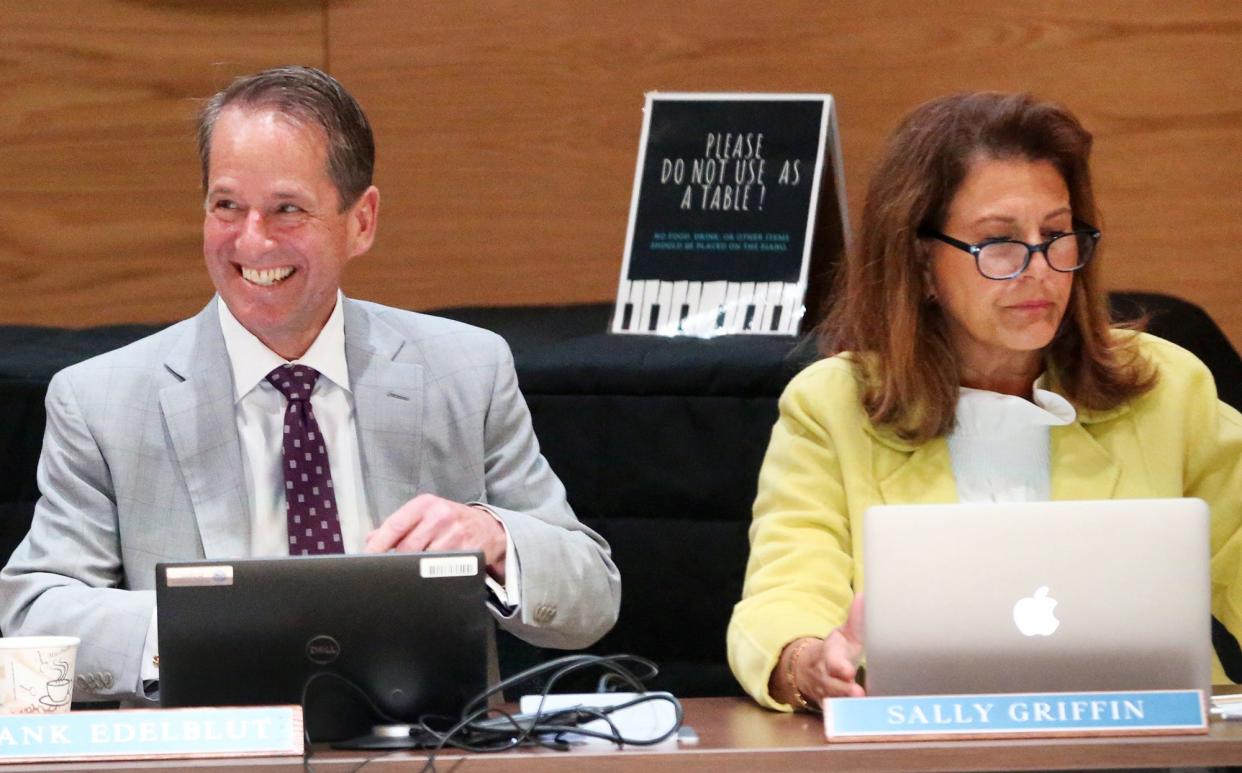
left=0, top=705, right=302, bottom=764
left=824, top=690, right=1206, bottom=742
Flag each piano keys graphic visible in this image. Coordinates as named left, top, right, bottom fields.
left=612, top=93, right=848, bottom=337
left=617, top=279, right=803, bottom=335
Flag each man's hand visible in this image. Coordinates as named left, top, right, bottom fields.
left=365, top=494, right=508, bottom=581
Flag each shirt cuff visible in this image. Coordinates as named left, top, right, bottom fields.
left=472, top=504, right=522, bottom=612
left=140, top=608, right=160, bottom=698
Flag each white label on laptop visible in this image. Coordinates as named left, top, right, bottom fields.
left=420, top=555, right=479, bottom=578
left=165, top=565, right=234, bottom=587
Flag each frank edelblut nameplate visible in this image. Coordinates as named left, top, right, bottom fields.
left=824, top=689, right=1207, bottom=742
left=0, top=705, right=302, bottom=764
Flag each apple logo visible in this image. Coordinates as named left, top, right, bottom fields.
left=1012, top=586, right=1060, bottom=636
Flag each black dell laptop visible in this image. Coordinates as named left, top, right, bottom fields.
left=156, top=551, right=489, bottom=742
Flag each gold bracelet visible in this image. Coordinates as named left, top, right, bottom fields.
left=785, top=638, right=821, bottom=713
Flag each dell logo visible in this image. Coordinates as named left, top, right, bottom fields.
left=305, top=635, right=341, bottom=664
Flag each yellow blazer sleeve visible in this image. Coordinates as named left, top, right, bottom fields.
left=727, top=360, right=861, bottom=709
left=1166, top=344, right=1242, bottom=657
left=1114, top=334, right=1242, bottom=683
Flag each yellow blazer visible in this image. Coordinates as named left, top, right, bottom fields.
left=727, top=332, right=1242, bottom=709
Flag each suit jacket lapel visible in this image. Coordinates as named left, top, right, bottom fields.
left=343, top=299, right=425, bottom=528
left=869, top=375, right=1122, bottom=505
left=877, top=437, right=959, bottom=505
left=159, top=298, right=252, bottom=558
left=874, top=423, right=1122, bottom=504
left=1049, top=421, right=1121, bottom=500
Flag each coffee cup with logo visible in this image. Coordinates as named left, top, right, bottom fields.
left=0, top=636, right=79, bottom=714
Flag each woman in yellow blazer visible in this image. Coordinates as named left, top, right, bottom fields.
left=727, top=92, right=1242, bottom=711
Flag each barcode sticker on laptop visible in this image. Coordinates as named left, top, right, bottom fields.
left=420, top=555, right=479, bottom=578
left=165, top=565, right=234, bottom=587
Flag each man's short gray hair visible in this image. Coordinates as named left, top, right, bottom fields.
left=197, top=65, right=375, bottom=210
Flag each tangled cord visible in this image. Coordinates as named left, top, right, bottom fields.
left=299, top=653, right=682, bottom=773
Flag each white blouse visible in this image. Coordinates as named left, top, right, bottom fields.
left=946, top=378, right=1077, bottom=503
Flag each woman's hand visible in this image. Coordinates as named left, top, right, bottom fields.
left=770, top=594, right=866, bottom=710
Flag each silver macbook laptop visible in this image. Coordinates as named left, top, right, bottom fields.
left=157, top=551, right=489, bottom=741
left=862, top=498, right=1211, bottom=696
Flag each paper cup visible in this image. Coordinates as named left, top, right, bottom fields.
left=0, top=636, right=79, bottom=714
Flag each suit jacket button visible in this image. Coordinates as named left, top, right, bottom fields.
left=534, top=604, right=557, bottom=624
left=102, top=672, right=114, bottom=688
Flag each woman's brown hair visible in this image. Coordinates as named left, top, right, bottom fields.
left=819, top=92, right=1154, bottom=443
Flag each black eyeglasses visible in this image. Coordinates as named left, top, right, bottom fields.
left=919, top=223, right=1101, bottom=280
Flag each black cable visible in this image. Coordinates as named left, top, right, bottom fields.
left=298, top=670, right=406, bottom=773
left=414, top=653, right=682, bottom=771
left=297, top=653, right=683, bottom=773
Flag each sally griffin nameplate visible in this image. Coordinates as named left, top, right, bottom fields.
left=824, top=690, right=1206, bottom=742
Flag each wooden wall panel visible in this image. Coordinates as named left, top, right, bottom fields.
left=1, top=1, right=1238, bottom=349
left=330, top=0, right=1242, bottom=346
left=0, top=0, right=324, bottom=326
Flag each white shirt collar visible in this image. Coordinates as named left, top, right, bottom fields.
left=953, top=374, right=1077, bottom=436
left=217, top=292, right=351, bottom=402
left=1030, top=373, right=1077, bottom=424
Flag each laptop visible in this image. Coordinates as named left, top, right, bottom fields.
left=156, top=551, right=489, bottom=741
left=862, top=498, right=1212, bottom=696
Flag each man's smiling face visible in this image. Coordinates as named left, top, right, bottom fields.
left=202, top=106, right=377, bottom=359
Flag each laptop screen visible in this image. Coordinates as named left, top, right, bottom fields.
left=156, top=551, right=489, bottom=741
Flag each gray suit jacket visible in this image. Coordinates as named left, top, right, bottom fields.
left=0, top=298, right=620, bottom=702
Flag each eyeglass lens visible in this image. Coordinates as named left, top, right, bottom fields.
left=977, top=232, right=1095, bottom=278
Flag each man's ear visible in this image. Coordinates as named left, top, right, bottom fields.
left=348, top=185, right=380, bottom=258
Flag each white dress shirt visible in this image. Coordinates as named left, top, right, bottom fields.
left=219, top=294, right=370, bottom=555
left=140, top=293, right=518, bottom=686
left=947, top=377, right=1077, bottom=503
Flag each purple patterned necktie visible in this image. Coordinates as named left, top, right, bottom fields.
left=266, top=364, right=344, bottom=555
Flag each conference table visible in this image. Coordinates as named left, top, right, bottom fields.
left=10, top=693, right=1242, bottom=772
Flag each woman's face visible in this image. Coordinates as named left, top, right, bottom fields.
left=928, top=156, right=1075, bottom=379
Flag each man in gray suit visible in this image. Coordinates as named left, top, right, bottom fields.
left=0, top=66, right=620, bottom=703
